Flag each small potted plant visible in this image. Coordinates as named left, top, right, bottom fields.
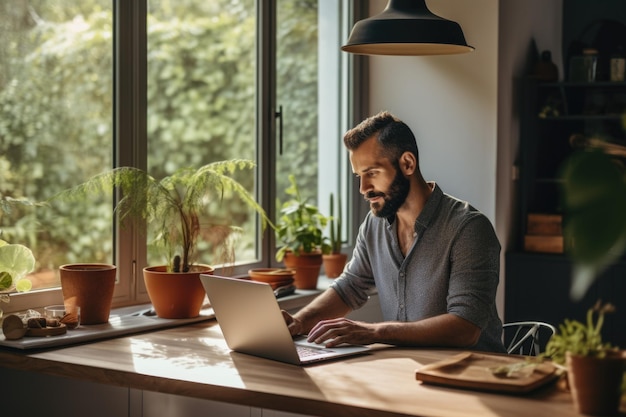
left=51, top=159, right=270, bottom=318
left=322, top=192, right=347, bottom=278
left=275, top=174, right=330, bottom=289
left=545, top=301, right=625, bottom=416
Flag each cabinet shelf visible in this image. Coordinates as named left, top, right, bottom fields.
left=517, top=77, right=626, bottom=253
left=535, top=80, right=626, bottom=121
left=535, top=177, right=564, bottom=184
left=539, top=114, right=623, bottom=121
left=539, top=81, right=626, bottom=88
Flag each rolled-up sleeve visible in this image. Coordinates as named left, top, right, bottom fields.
left=447, top=214, right=501, bottom=330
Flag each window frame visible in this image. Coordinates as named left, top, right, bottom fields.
left=5, top=0, right=368, bottom=313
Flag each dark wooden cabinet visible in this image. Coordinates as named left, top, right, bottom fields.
left=505, top=252, right=626, bottom=348
left=506, top=79, right=626, bottom=347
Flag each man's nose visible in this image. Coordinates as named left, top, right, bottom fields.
left=359, top=178, right=370, bottom=195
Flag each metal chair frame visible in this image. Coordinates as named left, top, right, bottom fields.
left=503, top=321, right=556, bottom=356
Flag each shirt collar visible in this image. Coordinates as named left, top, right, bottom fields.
left=385, top=182, right=443, bottom=232
left=414, top=182, right=442, bottom=232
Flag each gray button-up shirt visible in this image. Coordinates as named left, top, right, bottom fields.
left=331, top=183, right=505, bottom=353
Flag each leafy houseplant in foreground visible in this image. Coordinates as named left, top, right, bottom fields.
left=560, top=148, right=626, bottom=301
left=51, top=159, right=269, bottom=318
left=275, top=174, right=329, bottom=289
left=545, top=301, right=625, bottom=416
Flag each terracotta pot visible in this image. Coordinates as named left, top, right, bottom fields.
left=322, top=253, right=348, bottom=278
left=143, top=265, right=213, bottom=319
left=59, top=263, right=117, bottom=325
left=248, top=268, right=295, bottom=290
left=283, top=251, right=322, bottom=289
left=566, top=351, right=626, bottom=416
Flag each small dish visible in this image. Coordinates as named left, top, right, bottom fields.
left=248, top=268, right=295, bottom=284
left=26, top=323, right=67, bottom=337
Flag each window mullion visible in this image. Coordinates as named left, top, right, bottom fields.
left=114, top=0, right=149, bottom=304
left=258, top=0, right=279, bottom=268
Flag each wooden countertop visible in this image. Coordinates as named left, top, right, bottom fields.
left=0, top=319, right=592, bottom=417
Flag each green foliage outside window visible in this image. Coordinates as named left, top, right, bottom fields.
left=0, top=0, right=319, bottom=282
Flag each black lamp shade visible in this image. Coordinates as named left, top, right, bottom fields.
left=341, top=0, right=474, bottom=56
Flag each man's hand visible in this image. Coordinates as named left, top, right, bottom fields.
left=284, top=296, right=481, bottom=348
left=281, top=310, right=305, bottom=336
left=306, top=317, right=377, bottom=347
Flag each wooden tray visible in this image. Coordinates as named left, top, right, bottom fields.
left=25, top=323, right=67, bottom=337
left=415, top=352, right=560, bottom=393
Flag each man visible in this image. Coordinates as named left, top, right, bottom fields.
left=282, top=111, right=506, bottom=353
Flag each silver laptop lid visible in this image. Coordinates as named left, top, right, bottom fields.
left=201, top=275, right=302, bottom=364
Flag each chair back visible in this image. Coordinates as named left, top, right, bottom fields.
left=503, top=321, right=556, bottom=356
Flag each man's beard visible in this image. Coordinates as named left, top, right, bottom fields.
left=365, top=169, right=410, bottom=219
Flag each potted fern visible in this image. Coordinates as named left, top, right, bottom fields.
left=275, top=175, right=330, bottom=289
left=545, top=301, right=625, bottom=416
left=322, top=192, right=347, bottom=278
left=51, top=159, right=269, bottom=318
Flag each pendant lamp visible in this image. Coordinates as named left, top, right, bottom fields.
left=341, top=0, right=474, bottom=56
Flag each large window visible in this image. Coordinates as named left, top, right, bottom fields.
left=0, top=0, right=356, bottom=312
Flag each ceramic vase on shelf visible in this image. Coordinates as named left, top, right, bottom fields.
left=59, top=263, right=117, bottom=325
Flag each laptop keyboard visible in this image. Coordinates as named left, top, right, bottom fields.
left=296, top=345, right=325, bottom=358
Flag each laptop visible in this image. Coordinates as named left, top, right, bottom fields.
left=200, top=274, right=370, bottom=365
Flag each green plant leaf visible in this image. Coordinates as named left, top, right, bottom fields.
left=0, top=240, right=35, bottom=291
left=275, top=175, right=328, bottom=261
left=545, top=302, right=615, bottom=364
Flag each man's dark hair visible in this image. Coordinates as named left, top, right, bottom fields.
left=343, top=111, right=419, bottom=165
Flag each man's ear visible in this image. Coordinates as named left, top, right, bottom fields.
left=399, top=152, right=416, bottom=176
